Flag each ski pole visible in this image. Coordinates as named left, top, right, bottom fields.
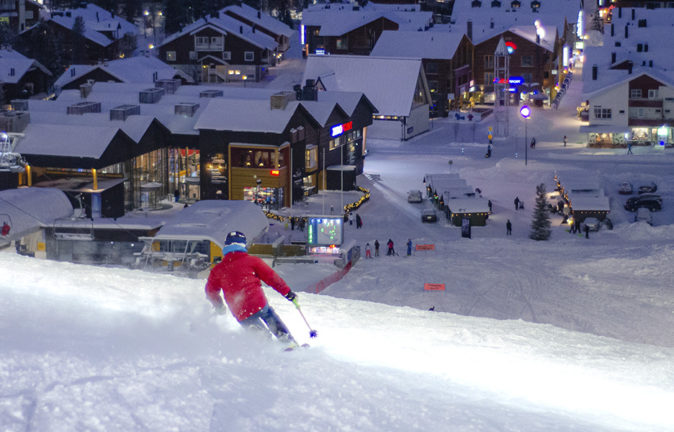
left=295, top=304, right=318, bottom=338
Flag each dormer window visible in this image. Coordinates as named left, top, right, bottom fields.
left=511, top=0, right=521, bottom=8
left=471, top=0, right=482, bottom=7
left=491, top=0, right=501, bottom=6
left=531, top=0, right=540, bottom=9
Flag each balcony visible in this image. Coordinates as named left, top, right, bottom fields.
left=628, top=99, right=663, bottom=108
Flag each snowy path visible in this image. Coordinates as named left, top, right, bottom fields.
left=1, top=254, right=673, bottom=432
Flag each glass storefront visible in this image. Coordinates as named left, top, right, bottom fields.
left=168, top=148, right=200, bottom=202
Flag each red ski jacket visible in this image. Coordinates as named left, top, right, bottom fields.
left=205, top=251, right=291, bottom=321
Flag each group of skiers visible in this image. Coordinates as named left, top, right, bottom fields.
left=364, top=239, right=414, bottom=258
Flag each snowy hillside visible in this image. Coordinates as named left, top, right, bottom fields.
left=1, top=254, right=673, bottom=431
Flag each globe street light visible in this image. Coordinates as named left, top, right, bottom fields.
left=520, top=105, right=531, bottom=166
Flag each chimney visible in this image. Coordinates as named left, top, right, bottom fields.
left=625, top=25, right=628, bottom=39
left=467, top=20, right=473, bottom=40
left=618, top=7, right=622, bottom=19
left=592, top=64, right=598, bottom=81
left=611, top=52, right=616, bottom=63
left=628, top=63, right=632, bottom=74
left=611, top=23, right=614, bottom=37
left=240, top=26, right=243, bottom=34
left=257, top=10, right=261, bottom=18
left=631, top=8, right=635, bottom=20
left=302, top=79, right=317, bottom=101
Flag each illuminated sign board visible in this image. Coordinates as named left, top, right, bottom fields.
left=505, top=41, right=517, bottom=54
left=307, top=216, right=344, bottom=246
left=315, top=49, right=325, bottom=55
left=508, top=77, right=523, bottom=85
left=270, top=169, right=280, bottom=176
left=330, top=121, right=353, bottom=137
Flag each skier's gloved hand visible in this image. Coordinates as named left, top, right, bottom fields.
left=285, top=291, right=299, bottom=307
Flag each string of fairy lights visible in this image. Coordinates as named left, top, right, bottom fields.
left=263, top=186, right=371, bottom=224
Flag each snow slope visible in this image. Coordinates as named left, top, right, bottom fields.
left=1, top=254, right=673, bottom=432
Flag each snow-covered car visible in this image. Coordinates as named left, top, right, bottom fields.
left=421, top=208, right=437, bottom=223
left=618, top=182, right=633, bottom=194
left=583, top=217, right=600, bottom=231
left=408, top=190, right=423, bottom=203
left=625, top=194, right=662, bottom=212
left=638, top=182, right=657, bottom=194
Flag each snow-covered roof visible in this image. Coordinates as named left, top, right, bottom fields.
left=568, top=195, right=611, bottom=212
left=160, top=14, right=277, bottom=51
left=15, top=123, right=127, bottom=159
left=0, top=49, right=51, bottom=84
left=54, top=56, right=192, bottom=90
left=445, top=197, right=490, bottom=213
left=582, top=8, right=674, bottom=98
left=314, top=91, right=377, bottom=116
left=49, top=14, right=114, bottom=46
left=423, top=173, right=460, bottom=190
left=26, top=108, right=157, bottom=143
left=153, top=200, right=269, bottom=248
left=299, top=100, right=346, bottom=127
left=442, top=187, right=476, bottom=200
left=449, top=0, right=579, bottom=36
left=303, top=55, right=425, bottom=117
left=0, top=187, right=73, bottom=245
left=301, top=4, right=432, bottom=35
left=221, top=3, right=294, bottom=38
left=371, top=31, right=465, bottom=60
left=195, top=98, right=302, bottom=133
left=48, top=82, right=212, bottom=136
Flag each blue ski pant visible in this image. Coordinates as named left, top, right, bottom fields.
left=240, top=304, right=295, bottom=343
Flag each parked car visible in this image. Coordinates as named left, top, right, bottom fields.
left=584, top=217, right=600, bottom=231
left=624, top=194, right=662, bottom=212
left=618, top=182, right=633, bottom=194
left=634, top=207, right=653, bottom=225
left=408, top=190, right=423, bottom=203
left=638, top=182, right=657, bottom=194
left=421, top=208, right=438, bottom=223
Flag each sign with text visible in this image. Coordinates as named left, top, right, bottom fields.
left=424, top=283, right=446, bottom=291
left=415, top=244, right=435, bottom=251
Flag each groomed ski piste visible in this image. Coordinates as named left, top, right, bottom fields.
left=1, top=251, right=673, bottom=432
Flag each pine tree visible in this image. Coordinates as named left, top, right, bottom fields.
left=529, top=183, right=551, bottom=241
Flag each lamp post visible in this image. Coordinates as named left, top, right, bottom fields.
left=520, top=105, right=531, bottom=166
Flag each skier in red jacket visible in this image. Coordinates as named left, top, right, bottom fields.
left=205, top=231, right=299, bottom=344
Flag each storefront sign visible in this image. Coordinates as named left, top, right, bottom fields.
left=330, top=121, right=353, bottom=137
left=508, top=76, right=523, bottom=85
left=424, top=283, right=445, bottom=291
left=270, top=169, right=279, bottom=176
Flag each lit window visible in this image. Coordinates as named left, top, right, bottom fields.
left=166, top=51, right=176, bottom=61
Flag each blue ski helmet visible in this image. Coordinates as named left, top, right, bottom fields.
left=225, top=231, right=247, bottom=246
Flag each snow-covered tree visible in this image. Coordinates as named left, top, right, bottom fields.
left=530, top=183, right=551, bottom=241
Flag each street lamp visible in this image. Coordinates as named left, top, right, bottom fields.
left=520, top=105, right=531, bottom=166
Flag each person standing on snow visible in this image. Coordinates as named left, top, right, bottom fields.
left=365, top=243, right=372, bottom=259
left=374, top=239, right=380, bottom=257
left=356, top=213, right=363, bottom=229
left=514, top=196, right=520, bottom=211
left=406, top=239, right=413, bottom=256
left=205, top=231, right=299, bottom=345
left=506, top=219, right=512, bottom=235
left=387, top=239, right=395, bottom=256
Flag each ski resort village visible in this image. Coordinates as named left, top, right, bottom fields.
left=1, top=0, right=674, bottom=430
